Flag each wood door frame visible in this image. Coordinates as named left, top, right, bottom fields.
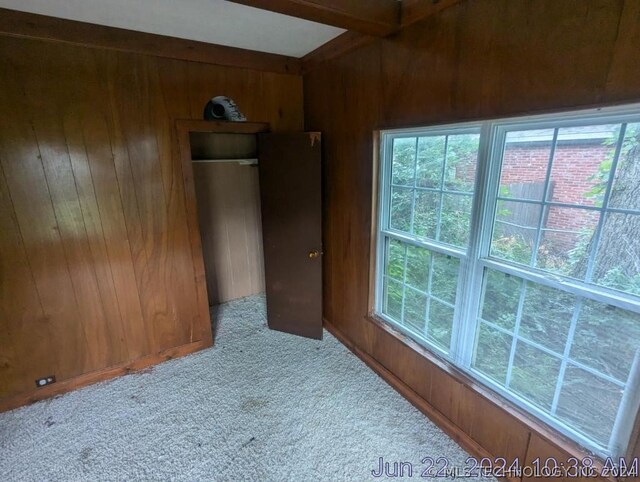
left=175, top=120, right=271, bottom=341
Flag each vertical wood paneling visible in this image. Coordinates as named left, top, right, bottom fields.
left=108, top=53, right=171, bottom=354
left=304, top=0, right=640, bottom=473
left=63, top=112, right=130, bottom=364
left=21, top=45, right=123, bottom=372
left=0, top=35, right=303, bottom=405
left=81, top=112, right=151, bottom=360
left=0, top=50, right=87, bottom=381
left=0, top=165, right=54, bottom=397
left=0, top=50, right=57, bottom=399
left=605, top=0, right=640, bottom=98
left=150, top=57, right=200, bottom=346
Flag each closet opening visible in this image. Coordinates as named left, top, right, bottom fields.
left=178, top=121, right=270, bottom=335
left=177, top=120, right=323, bottom=340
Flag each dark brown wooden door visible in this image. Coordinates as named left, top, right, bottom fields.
left=258, top=132, right=322, bottom=339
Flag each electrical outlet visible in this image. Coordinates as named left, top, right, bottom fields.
left=35, top=376, right=56, bottom=388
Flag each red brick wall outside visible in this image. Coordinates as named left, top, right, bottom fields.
left=501, top=143, right=610, bottom=250
left=455, top=142, right=612, bottom=251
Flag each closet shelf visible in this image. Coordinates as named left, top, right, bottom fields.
left=192, top=158, right=258, bottom=165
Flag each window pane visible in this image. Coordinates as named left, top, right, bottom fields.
left=380, top=111, right=640, bottom=458
left=392, top=137, right=416, bottom=186
left=491, top=200, right=541, bottom=265
left=444, top=133, right=480, bottom=192
left=414, top=190, right=439, bottom=240
left=480, top=269, right=521, bottom=331
left=428, top=300, right=454, bottom=351
left=475, top=269, right=639, bottom=451
left=556, top=365, right=623, bottom=447
left=416, top=136, right=445, bottom=188
left=386, top=238, right=405, bottom=281
left=535, top=206, right=599, bottom=279
left=404, top=287, right=427, bottom=334
left=383, top=277, right=403, bottom=321
left=548, top=124, right=620, bottom=207
left=510, top=341, right=562, bottom=411
left=520, top=283, right=575, bottom=354
left=473, top=322, right=512, bottom=385
left=499, top=129, right=554, bottom=201
left=390, top=186, right=413, bottom=233
left=439, top=193, right=473, bottom=248
left=593, top=213, right=640, bottom=296
left=571, top=299, right=640, bottom=382
left=382, top=237, right=460, bottom=354
left=405, top=244, right=431, bottom=291
left=431, top=254, right=459, bottom=304
left=609, top=123, right=640, bottom=211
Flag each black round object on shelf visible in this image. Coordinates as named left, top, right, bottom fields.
left=203, top=96, right=247, bottom=122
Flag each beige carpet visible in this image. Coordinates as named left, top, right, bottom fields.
left=0, top=295, right=493, bottom=481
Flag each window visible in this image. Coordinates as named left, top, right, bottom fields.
left=375, top=105, right=640, bottom=458
left=381, top=129, right=480, bottom=354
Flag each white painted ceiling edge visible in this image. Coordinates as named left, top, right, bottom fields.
left=0, top=0, right=345, bottom=58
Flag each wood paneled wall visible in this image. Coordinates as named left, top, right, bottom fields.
left=304, top=0, right=640, bottom=475
left=0, top=35, right=302, bottom=407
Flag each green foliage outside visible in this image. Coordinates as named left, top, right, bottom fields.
left=390, top=134, right=478, bottom=248
left=489, top=124, right=640, bottom=296
left=384, top=238, right=458, bottom=352
left=384, top=127, right=640, bottom=449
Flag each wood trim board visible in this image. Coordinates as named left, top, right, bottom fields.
left=323, top=319, right=516, bottom=482
left=0, top=3, right=470, bottom=76
left=0, top=8, right=302, bottom=75
left=175, top=120, right=270, bottom=311
left=0, top=340, right=211, bottom=413
left=301, top=0, right=468, bottom=72
left=327, top=314, right=621, bottom=482
left=176, top=120, right=271, bottom=135
left=301, top=31, right=376, bottom=74
left=227, top=0, right=400, bottom=37
left=400, top=0, right=466, bottom=28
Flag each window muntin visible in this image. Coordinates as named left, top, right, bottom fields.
left=381, top=129, right=480, bottom=355
left=388, top=132, right=480, bottom=249
left=376, top=106, right=640, bottom=458
left=472, top=268, right=640, bottom=449
left=490, top=122, right=640, bottom=297
left=382, top=238, right=461, bottom=353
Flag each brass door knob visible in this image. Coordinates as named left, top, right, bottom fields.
left=308, top=250, right=322, bottom=259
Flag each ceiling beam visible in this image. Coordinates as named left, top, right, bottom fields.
left=227, top=0, right=401, bottom=37
left=301, top=31, right=375, bottom=73
left=0, top=8, right=302, bottom=75
left=302, top=0, right=467, bottom=72
left=400, top=0, right=465, bottom=28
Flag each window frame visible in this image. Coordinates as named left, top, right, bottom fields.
left=374, top=103, right=640, bottom=459
left=376, top=122, right=484, bottom=360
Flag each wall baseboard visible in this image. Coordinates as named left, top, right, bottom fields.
left=0, top=339, right=212, bottom=413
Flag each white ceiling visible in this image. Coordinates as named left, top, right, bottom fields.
left=0, top=0, right=346, bottom=57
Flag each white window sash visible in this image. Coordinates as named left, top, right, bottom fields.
left=375, top=103, right=640, bottom=458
